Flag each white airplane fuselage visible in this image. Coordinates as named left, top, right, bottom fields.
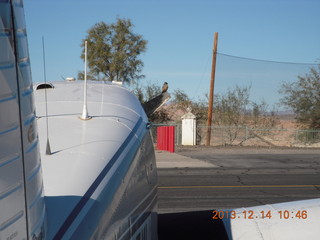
left=35, top=82, right=158, bottom=240
left=0, top=1, right=157, bottom=239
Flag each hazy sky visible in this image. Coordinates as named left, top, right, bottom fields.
left=24, top=0, right=320, bottom=106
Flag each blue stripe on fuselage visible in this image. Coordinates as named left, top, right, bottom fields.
left=52, top=117, right=144, bottom=240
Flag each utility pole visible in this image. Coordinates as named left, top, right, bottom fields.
left=206, top=32, right=218, bottom=146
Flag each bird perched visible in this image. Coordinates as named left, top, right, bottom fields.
left=162, top=82, right=168, bottom=93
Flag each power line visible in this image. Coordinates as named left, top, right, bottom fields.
left=217, top=52, right=319, bottom=66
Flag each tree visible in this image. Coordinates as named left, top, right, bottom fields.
left=80, top=18, right=147, bottom=84
left=214, top=85, right=250, bottom=128
left=171, top=89, right=192, bottom=110
left=170, top=89, right=208, bottom=123
left=213, top=85, right=278, bottom=145
left=131, top=81, right=162, bottom=104
left=250, top=101, right=278, bottom=129
left=145, top=83, right=162, bottom=102
left=77, top=71, right=98, bottom=81
left=280, top=65, right=320, bottom=129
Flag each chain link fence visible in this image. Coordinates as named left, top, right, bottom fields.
left=150, top=123, right=182, bottom=145
left=151, top=123, right=320, bottom=147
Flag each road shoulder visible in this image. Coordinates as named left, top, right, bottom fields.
left=155, top=150, right=217, bottom=168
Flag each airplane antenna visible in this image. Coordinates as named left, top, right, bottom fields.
left=42, top=36, right=51, bottom=155
left=80, top=40, right=91, bottom=120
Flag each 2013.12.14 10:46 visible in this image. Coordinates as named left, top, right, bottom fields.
left=212, top=210, right=308, bottom=220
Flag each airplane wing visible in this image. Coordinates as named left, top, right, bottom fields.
left=222, top=198, right=320, bottom=239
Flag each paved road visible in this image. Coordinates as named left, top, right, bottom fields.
left=156, top=147, right=320, bottom=213
left=156, top=147, right=320, bottom=239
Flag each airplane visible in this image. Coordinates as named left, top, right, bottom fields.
left=221, top=198, right=320, bottom=239
left=1, top=1, right=320, bottom=240
left=0, top=1, right=163, bottom=239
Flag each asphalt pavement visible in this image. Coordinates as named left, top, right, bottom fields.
left=156, top=147, right=320, bottom=239
left=156, top=148, right=320, bottom=212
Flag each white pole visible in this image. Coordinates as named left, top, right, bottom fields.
left=81, top=41, right=91, bottom=120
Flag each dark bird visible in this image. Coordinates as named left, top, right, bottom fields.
left=162, top=82, right=168, bottom=93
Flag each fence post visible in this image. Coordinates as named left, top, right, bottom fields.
left=181, top=109, right=197, bottom=145
left=245, top=126, right=248, bottom=141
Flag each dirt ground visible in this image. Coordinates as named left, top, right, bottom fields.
left=175, top=145, right=320, bottom=154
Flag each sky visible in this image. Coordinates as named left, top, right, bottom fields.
left=24, top=0, right=320, bottom=107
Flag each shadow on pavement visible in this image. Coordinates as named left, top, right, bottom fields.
left=158, top=210, right=229, bottom=240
